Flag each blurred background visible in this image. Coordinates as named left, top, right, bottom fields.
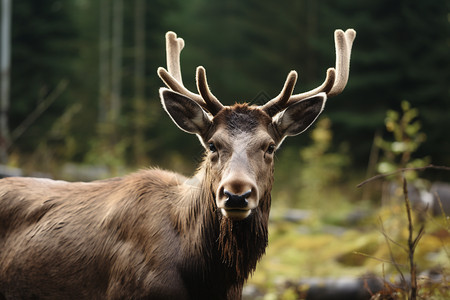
left=0, top=0, right=449, bottom=298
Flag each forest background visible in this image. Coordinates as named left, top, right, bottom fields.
left=0, top=0, right=449, bottom=297
left=3, top=0, right=449, bottom=174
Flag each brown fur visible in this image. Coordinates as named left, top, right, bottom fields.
left=0, top=168, right=270, bottom=299
left=0, top=105, right=274, bottom=300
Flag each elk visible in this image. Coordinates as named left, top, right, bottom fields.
left=0, top=29, right=355, bottom=299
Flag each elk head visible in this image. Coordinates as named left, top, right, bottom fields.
left=158, top=30, right=355, bottom=221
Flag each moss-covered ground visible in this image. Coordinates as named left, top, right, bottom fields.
left=247, top=204, right=450, bottom=299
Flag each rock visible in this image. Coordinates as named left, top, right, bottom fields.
left=283, top=209, right=312, bottom=223
left=0, top=165, right=22, bottom=178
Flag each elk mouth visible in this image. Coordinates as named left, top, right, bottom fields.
left=221, top=208, right=251, bottom=220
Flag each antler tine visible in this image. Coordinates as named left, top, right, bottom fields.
left=328, top=29, right=356, bottom=97
left=157, top=31, right=223, bottom=115
left=291, top=29, right=355, bottom=100
left=261, top=71, right=298, bottom=117
left=166, top=31, right=184, bottom=84
left=157, top=31, right=203, bottom=103
left=262, top=28, right=355, bottom=117
left=262, top=68, right=335, bottom=117
left=288, top=68, right=336, bottom=102
left=157, top=67, right=205, bottom=103
left=196, top=67, right=224, bottom=115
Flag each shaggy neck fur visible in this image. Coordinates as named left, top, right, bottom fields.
left=172, top=157, right=272, bottom=292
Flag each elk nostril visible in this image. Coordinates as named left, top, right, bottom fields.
left=224, top=190, right=232, bottom=199
left=224, top=189, right=251, bottom=208
left=241, top=190, right=252, bottom=199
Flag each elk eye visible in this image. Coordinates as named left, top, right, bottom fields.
left=266, top=144, right=276, bottom=154
left=209, top=142, right=217, bottom=153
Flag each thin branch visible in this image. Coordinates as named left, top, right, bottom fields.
left=353, top=251, right=407, bottom=267
left=434, top=192, right=450, bottom=229
left=403, top=175, right=421, bottom=300
left=377, top=227, right=408, bottom=253
left=357, top=164, right=450, bottom=188
left=403, top=176, right=413, bottom=242
left=411, top=226, right=425, bottom=253
left=379, top=217, right=407, bottom=287
left=9, top=79, right=68, bottom=145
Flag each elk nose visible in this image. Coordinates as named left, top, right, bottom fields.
left=224, top=190, right=251, bottom=208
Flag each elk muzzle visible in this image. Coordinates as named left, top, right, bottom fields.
left=217, top=177, right=258, bottom=221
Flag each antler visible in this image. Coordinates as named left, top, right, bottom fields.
left=262, top=29, right=356, bottom=117
left=157, top=32, right=224, bottom=115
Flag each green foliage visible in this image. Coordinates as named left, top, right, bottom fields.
left=84, top=123, right=130, bottom=176
left=249, top=205, right=450, bottom=298
left=376, top=100, right=429, bottom=180
left=362, top=102, right=449, bottom=299
left=298, top=118, right=350, bottom=195
left=274, top=117, right=351, bottom=213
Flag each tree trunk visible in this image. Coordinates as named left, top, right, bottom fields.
left=98, top=0, right=111, bottom=124
left=133, top=0, right=147, bottom=164
left=0, top=0, right=11, bottom=163
left=110, top=0, right=123, bottom=124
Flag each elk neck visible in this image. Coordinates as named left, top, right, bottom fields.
left=170, top=156, right=272, bottom=284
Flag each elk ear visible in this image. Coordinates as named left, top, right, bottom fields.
left=272, top=93, right=326, bottom=138
left=160, top=88, right=212, bottom=135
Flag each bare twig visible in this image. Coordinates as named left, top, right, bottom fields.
left=9, top=79, right=69, bottom=146
left=353, top=251, right=407, bottom=267
left=402, top=175, right=425, bottom=300
left=377, top=227, right=409, bottom=253
left=434, top=192, right=449, bottom=229
left=357, top=165, right=450, bottom=188
left=379, top=217, right=408, bottom=287
left=360, top=165, right=450, bottom=298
